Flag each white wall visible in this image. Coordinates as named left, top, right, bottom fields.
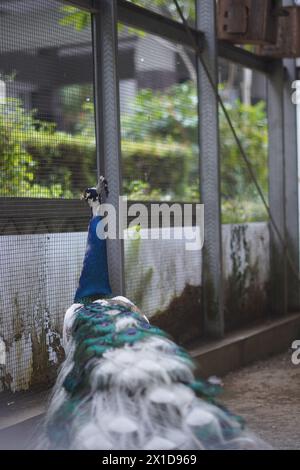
left=0, top=222, right=270, bottom=392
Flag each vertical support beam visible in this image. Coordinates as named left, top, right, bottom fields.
left=267, top=60, right=287, bottom=316
left=92, top=0, right=125, bottom=296
left=283, top=0, right=300, bottom=311
left=196, top=0, right=224, bottom=337
left=297, top=77, right=300, bottom=293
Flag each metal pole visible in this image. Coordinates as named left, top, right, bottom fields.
left=196, top=0, right=224, bottom=337
left=283, top=0, right=300, bottom=311
left=267, top=60, right=287, bottom=316
left=92, top=0, right=125, bottom=296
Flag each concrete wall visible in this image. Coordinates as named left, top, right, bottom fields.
left=0, top=222, right=270, bottom=392
left=0, top=232, right=86, bottom=392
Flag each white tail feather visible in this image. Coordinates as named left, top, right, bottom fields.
left=42, top=300, right=269, bottom=450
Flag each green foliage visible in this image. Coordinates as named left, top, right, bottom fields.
left=121, top=82, right=198, bottom=145
left=59, top=5, right=146, bottom=37
left=124, top=180, right=163, bottom=201
left=59, top=6, right=90, bottom=31
left=0, top=99, right=33, bottom=196
left=121, top=82, right=199, bottom=201
left=0, top=79, right=269, bottom=225
left=122, top=139, right=195, bottom=200
left=121, top=81, right=269, bottom=222
left=220, top=99, right=268, bottom=223
left=59, top=84, right=94, bottom=136
left=23, top=131, right=96, bottom=198
left=22, top=132, right=195, bottom=201
left=0, top=99, right=66, bottom=197
left=0, top=95, right=195, bottom=199
left=0, top=97, right=96, bottom=198
left=220, top=100, right=268, bottom=201
left=56, top=1, right=269, bottom=222
left=222, top=200, right=267, bottom=224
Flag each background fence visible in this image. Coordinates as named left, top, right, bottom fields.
left=0, top=0, right=298, bottom=392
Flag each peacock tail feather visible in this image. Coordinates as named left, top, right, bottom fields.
left=42, top=297, right=267, bottom=450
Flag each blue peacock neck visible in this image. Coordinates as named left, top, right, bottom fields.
left=74, top=181, right=112, bottom=305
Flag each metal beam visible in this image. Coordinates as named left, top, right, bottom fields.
left=117, top=0, right=204, bottom=50
left=62, top=0, right=204, bottom=49
left=267, top=60, right=287, bottom=316
left=196, top=0, right=224, bottom=338
left=0, top=198, right=90, bottom=235
left=117, top=0, right=273, bottom=76
left=0, top=200, right=201, bottom=235
left=62, top=0, right=276, bottom=75
left=92, top=0, right=125, bottom=296
left=0, top=52, right=92, bottom=86
left=283, top=0, right=300, bottom=311
left=284, top=66, right=300, bottom=310
left=218, top=41, right=274, bottom=75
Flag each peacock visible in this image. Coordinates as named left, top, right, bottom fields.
left=42, top=178, right=267, bottom=450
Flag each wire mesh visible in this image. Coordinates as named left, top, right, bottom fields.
left=118, top=24, right=203, bottom=345
left=0, top=0, right=275, bottom=393
left=124, top=0, right=196, bottom=26
left=0, top=0, right=96, bottom=200
left=0, top=0, right=95, bottom=392
left=218, top=59, right=271, bottom=330
left=218, top=59, right=269, bottom=225
left=119, top=26, right=199, bottom=202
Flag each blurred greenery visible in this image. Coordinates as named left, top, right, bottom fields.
left=121, top=83, right=198, bottom=145
left=220, top=99, right=268, bottom=199
left=0, top=80, right=268, bottom=223
left=58, top=84, right=94, bottom=136
left=0, top=99, right=69, bottom=197
left=121, top=82, right=199, bottom=202
left=121, top=82, right=269, bottom=222
left=54, top=1, right=269, bottom=223
left=59, top=6, right=90, bottom=31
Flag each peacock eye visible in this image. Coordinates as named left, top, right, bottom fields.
left=126, top=328, right=137, bottom=336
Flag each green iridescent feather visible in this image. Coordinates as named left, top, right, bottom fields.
left=49, top=301, right=245, bottom=446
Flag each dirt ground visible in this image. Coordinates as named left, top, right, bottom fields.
left=0, top=351, right=299, bottom=449
left=221, top=351, right=300, bottom=450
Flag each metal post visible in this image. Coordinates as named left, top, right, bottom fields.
left=267, top=60, right=287, bottom=316
left=92, top=0, right=125, bottom=296
left=196, top=0, right=224, bottom=337
left=283, top=0, right=300, bottom=311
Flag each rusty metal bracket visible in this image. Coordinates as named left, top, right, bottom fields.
left=257, top=7, right=300, bottom=58
left=218, top=0, right=279, bottom=45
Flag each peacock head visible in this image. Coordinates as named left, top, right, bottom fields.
left=82, top=176, right=109, bottom=216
